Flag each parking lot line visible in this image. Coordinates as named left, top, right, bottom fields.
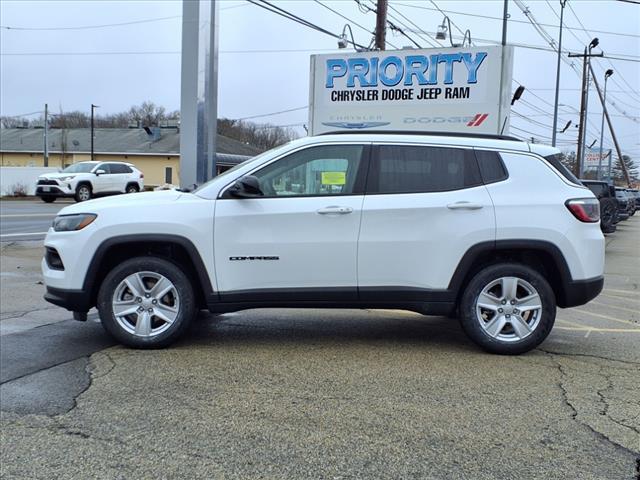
left=602, top=288, right=639, bottom=296
left=600, top=293, right=640, bottom=303
left=590, top=301, right=639, bottom=315
left=556, top=319, right=640, bottom=333
left=568, top=308, right=638, bottom=327
left=0, top=232, right=48, bottom=239
left=0, top=214, right=57, bottom=218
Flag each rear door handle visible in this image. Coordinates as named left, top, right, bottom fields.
left=317, top=206, right=353, bottom=215
left=447, top=201, right=483, bottom=210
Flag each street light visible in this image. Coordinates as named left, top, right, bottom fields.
left=435, top=16, right=471, bottom=47
left=551, top=0, right=568, bottom=147
left=91, top=104, right=99, bottom=161
left=599, top=68, right=614, bottom=180
left=338, top=24, right=368, bottom=52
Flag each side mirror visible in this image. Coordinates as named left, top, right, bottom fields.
left=95, top=169, right=106, bottom=176
left=229, top=175, right=263, bottom=198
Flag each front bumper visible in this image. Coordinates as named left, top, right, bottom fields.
left=36, top=184, right=74, bottom=197
left=561, top=276, right=604, bottom=308
left=44, top=286, right=92, bottom=312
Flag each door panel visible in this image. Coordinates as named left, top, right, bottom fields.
left=91, top=164, right=112, bottom=193
left=214, top=144, right=369, bottom=299
left=358, top=144, right=495, bottom=292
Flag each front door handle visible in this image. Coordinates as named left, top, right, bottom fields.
left=447, top=201, right=483, bottom=210
left=317, top=206, right=353, bottom=215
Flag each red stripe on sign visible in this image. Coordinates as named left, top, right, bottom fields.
left=467, top=114, right=481, bottom=127
left=472, top=113, right=489, bottom=127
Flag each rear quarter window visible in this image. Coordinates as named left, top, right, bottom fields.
left=474, top=150, right=508, bottom=184
left=543, top=153, right=581, bottom=185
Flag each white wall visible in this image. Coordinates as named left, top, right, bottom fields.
left=0, top=167, right=59, bottom=196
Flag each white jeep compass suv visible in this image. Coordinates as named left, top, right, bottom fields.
left=36, top=161, right=144, bottom=203
left=42, top=133, right=604, bottom=354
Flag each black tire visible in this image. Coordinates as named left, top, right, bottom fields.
left=600, top=199, right=616, bottom=233
left=97, top=256, right=197, bottom=348
left=41, top=196, right=56, bottom=203
left=126, top=183, right=139, bottom=194
left=459, top=263, right=556, bottom=355
left=75, top=183, right=92, bottom=202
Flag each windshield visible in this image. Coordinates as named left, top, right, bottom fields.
left=61, top=162, right=96, bottom=174
left=193, top=141, right=298, bottom=194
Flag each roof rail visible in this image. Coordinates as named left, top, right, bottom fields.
left=317, top=130, right=524, bottom=142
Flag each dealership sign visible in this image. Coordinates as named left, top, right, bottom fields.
left=584, top=147, right=612, bottom=168
left=309, top=46, right=514, bottom=135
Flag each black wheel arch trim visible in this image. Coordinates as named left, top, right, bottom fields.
left=448, top=239, right=601, bottom=308
left=82, top=234, right=215, bottom=310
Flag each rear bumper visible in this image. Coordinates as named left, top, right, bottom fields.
left=44, top=286, right=91, bottom=312
left=560, top=276, right=604, bottom=308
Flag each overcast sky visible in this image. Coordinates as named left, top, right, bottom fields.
left=1, top=0, right=639, bottom=157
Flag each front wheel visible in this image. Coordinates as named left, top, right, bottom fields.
left=459, top=263, right=556, bottom=355
left=97, top=256, right=197, bottom=348
left=75, top=184, right=92, bottom=202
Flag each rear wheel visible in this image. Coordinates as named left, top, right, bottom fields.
left=459, top=263, right=556, bottom=355
left=97, top=256, right=197, bottom=348
left=600, top=199, right=616, bottom=233
left=126, top=184, right=139, bottom=194
left=41, top=196, right=56, bottom=203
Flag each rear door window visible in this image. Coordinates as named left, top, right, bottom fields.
left=368, top=145, right=482, bottom=194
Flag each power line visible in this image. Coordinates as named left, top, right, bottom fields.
left=1, top=48, right=342, bottom=56
left=391, top=1, right=640, bottom=39
left=312, top=1, right=374, bottom=38
left=247, top=0, right=370, bottom=51
left=0, top=4, right=247, bottom=31
left=236, top=106, right=308, bottom=121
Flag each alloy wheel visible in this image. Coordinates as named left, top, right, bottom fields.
left=112, top=271, right=180, bottom=338
left=475, top=276, right=542, bottom=342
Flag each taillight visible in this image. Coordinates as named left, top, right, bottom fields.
left=565, top=198, right=600, bottom=223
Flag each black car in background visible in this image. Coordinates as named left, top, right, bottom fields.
left=613, top=188, right=631, bottom=221
left=616, top=187, right=636, bottom=218
left=581, top=180, right=618, bottom=233
left=626, top=189, right=640, bottom=210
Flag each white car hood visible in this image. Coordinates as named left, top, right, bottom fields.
left=59, top=190, right=185, bottom=215
left=39, top=172, right=81, bottom=180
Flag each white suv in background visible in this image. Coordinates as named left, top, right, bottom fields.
left=35, top=161, right=144, bottom=203
left=41, top=133, right=604, bottom=354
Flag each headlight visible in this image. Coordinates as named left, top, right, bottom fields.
left=59, top=175, right=75, bottom=182
left=52, top=214, right=97, bottom=232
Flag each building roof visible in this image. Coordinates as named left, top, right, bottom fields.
left=0, top=128, right=262, bottom=157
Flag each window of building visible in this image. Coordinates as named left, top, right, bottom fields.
left=368, top=145, right=482, bottom=194
left=165, top=167, right=173, bottom=184
left=252, top=145, right=365, bottom=197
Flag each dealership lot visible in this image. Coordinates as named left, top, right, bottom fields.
left=0, top=201, right=638, bottom=479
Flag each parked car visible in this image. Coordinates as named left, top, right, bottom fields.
left=614, top=188, right=633, bottom=219
left=625, top=188, right=639, bottom=212
left=35, top=161, right=144, bottom=203
left=580, top=180, right=617, bottom=234
left=42, top=133, right=604, bottom=355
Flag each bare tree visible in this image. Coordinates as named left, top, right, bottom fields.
left=128, top=101, right=167, bottom=127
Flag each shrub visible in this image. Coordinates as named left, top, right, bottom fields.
left=8, top=182, right=29, bottom=197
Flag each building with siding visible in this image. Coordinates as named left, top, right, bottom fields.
left=0, top=127, right=261, bottom=186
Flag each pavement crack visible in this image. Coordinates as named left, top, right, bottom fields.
left=541, top=350, right=638, bottom=457
left=536, top=347, right=640, bottom=367
left=0, top=306, right=57, bottom=321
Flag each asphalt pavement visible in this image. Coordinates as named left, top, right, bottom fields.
left=0, top=199, right=73, bottom=242
left=0, top=206, right=638, bottom=479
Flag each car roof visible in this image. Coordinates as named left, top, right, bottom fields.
left=308, top=133, right=535, bottom=153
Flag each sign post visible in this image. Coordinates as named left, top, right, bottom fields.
left=309, top=46, right=514, bottom=136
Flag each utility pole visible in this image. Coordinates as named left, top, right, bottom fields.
left=569, top=40, right=601, bottom=177
left=90, top=104, right=98, bottom=161
left=43, top=103, right=49, bottom=167
left=551, top=0, right=567, bottom=147
left=597, top=69, right=613, bottom=180
left=375, top=0, right=387, bottom=50
left=501, top=0, right=508, bottom=47
left=589, top=62, right=631, bottom=186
